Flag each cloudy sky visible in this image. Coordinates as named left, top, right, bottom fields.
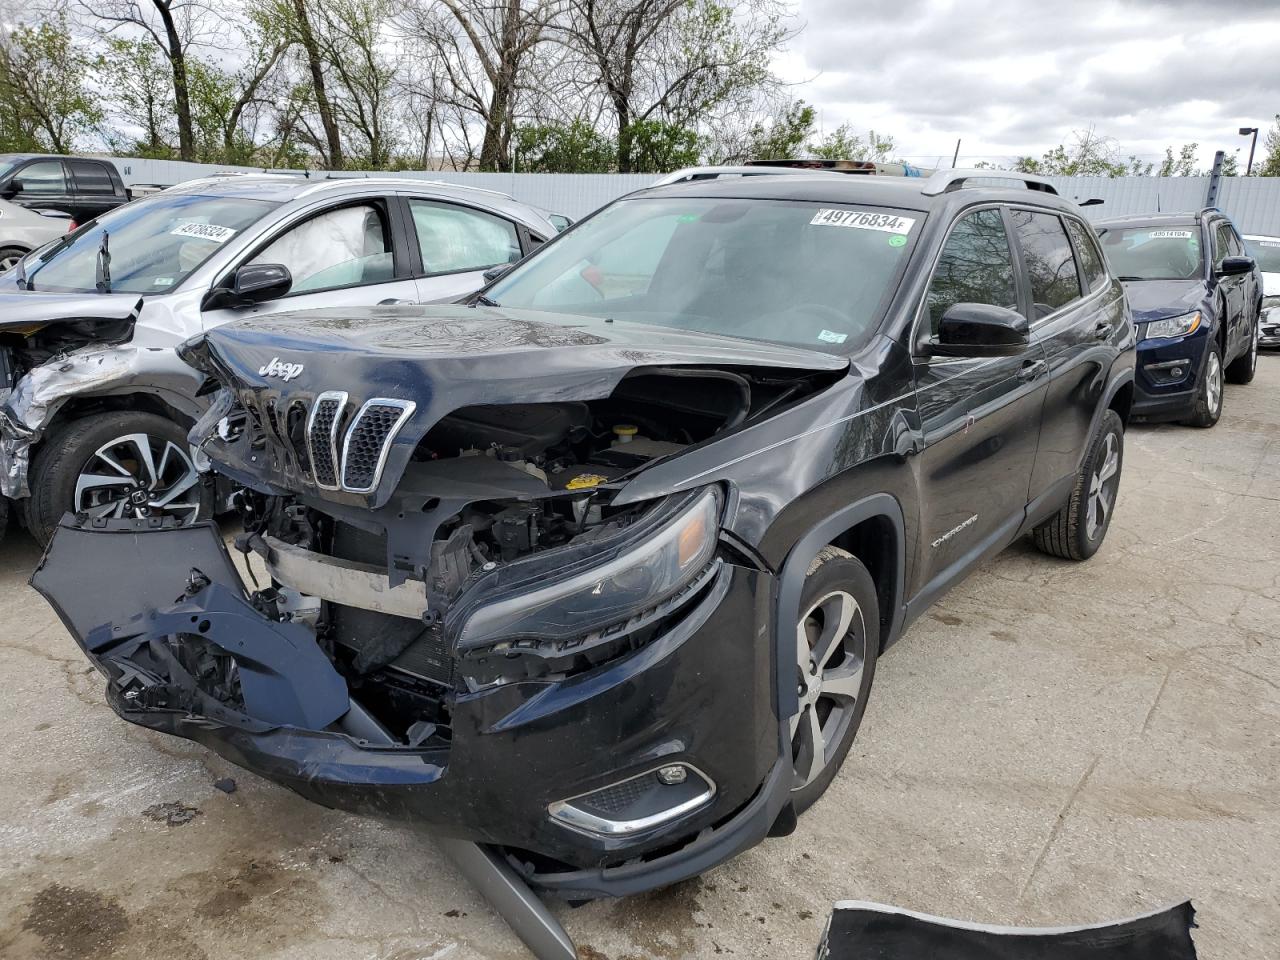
left=775, top=0, right=1280, bottom=170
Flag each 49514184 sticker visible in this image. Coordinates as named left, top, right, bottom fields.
left=810, top=209, right=917, bottom=234
left=1148, top=230, right=1193, bottom=239
left=171, top=221, right=238, bottom=243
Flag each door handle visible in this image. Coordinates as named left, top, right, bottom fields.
left=378, top=298, right=413, bottom=305
left=1017, top=358, right=1048, bottom=381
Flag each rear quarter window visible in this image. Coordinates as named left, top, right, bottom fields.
left=1065, top=218, right=1108, bottom=291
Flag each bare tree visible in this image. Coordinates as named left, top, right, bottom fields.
left=558, top=0, right=789, bottom=171
left=402, top=0, right=560, bottom=171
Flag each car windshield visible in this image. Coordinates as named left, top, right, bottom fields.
left=23, top=192, right=279, bottom=294
left=1097, top=225, right=1202, bottom=280
left=0, top=157, right=23, bottom=180
left=486, top=196, right=923, bottom=352
left=1246, top=237, right=1280, bottom=273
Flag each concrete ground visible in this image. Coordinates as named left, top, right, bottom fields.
left=2, top=360, right=1279, bottom=960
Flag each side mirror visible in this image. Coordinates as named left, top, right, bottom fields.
left=1217, top=255, right=1255, bottom=277
left=930, top=303, right=1030, bottom=357
left=483, top=263, right=514, bottom=284
left=1, top=180, right=21, bottom=199
left=232, top=262, right=292, bottom=303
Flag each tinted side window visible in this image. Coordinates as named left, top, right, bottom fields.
left=15, top=160, right=66, bottom=195
left=926, top=208, right=1019, bottom=335
left=408, top=199, right=521, bottom=275
left=1212, top=223, right=1232, bottom=268
left=1225, top=225, right=1244, bottom=257
left=1066, top=218, right=1107, bottom=291
left=69, top=160, right=115, bottom=194
left=1010, top=210, right=1083, bottom=318
left=252, top=203, right=393, bottom=293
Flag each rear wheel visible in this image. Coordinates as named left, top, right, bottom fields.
left=1033, top=409, right=1124, bottom=561
left=1183, top=341, right=1223, bottom=428
left=788, top=546, right=879, bottom=814
left=24, top=411, right=211, bottom=547
left=1225, top=313, right=1259, bottom=385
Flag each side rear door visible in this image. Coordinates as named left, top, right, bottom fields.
left=907, top=205, right=1048, bottom=613
left=201, top=196, right=420, bottom=328
left=1012, top=209, right=1121, bottom=512
left=66, top=160, right=122, bottom=221
left=402, top=196, right=528, bottom=302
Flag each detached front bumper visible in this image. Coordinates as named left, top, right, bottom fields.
left=1132, top=327, right=1210, bottom=421
left=31, top=517, right=787, bottom=898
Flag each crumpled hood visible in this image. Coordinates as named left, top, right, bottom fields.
left=183, top=303, right=849, bottom=507
left=0, top=290, right=142, bottom=329
left=1118, top=279, right=1206, bottom=324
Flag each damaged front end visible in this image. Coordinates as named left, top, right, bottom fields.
left=0, top=295, right=155, bottom=498
left=34, top=306, right=847, bottom=894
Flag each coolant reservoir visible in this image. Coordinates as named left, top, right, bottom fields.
left=612, top=424, right=639, bottom=443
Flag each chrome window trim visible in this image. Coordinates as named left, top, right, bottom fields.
left=339, top=397, right=416, bottom=494
left=547, top=763, right=717, bottom=837
left=306, top=390, right=347, bottom=491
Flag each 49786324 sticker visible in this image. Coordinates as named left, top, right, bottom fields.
left=171, top=221, right=238, bottom=243
left=810, top=209, right=917, bottom=234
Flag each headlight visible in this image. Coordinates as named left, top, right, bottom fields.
left=1143, top=311, right=1201, bottom=341
left=458, top=487, right=721, bottom=649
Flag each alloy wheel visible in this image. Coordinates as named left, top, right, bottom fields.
left=0, top=253, right=22, bottom=273
left=1250, top=321, right=1259, bottom=373
left=1206, top=352, right=1222, bottom=417
left=791, top=590, right=866, bottom=790
left=1085, top=431, right=1120, bottom=541
left=73, top=432, right=203, bottom=522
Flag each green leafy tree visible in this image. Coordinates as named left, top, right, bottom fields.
left=100, top=36, right=177, bottom=158
left=1158, top=143, right=1199, bottom=176
left=0, top=18, right=103, bottom=153
left=808, top=123, right=895, bottom=162
left=1013, top=127, right=1127, bottom=177
left=704, top=97, right=815, bottom=163
left=514, top=120, right=616, bottom=172
left=625, top=119, right=701, bottom=172
left=1255, top=115, right=1280, bottom=177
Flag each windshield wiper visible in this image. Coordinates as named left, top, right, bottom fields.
left=473, top=294, right=500, bottom=307
left=95, top=230, right=111, bottom=293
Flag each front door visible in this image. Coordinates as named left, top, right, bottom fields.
left=908, top=206, right=1047, bottom=612
left=201, top=198, right=421, bottom=329
left=1212, top=220, right=1248, bottom=356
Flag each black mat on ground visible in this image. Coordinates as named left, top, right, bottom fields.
left=818, top=900, right=1196, bottom=959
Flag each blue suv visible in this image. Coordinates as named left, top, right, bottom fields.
left=1096, top=210, right=1261, bottom=427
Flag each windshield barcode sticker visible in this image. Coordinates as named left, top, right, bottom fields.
left=811, top=209, right=916, bottom=234
left=172, top=222, right=237, bottom=243
left=1148, top=230, right=1193, bottom=239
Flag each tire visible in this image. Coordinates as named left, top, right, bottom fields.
left=24, top=411, right=212, bottom=547
left=1225, top=311, right=1259, bottom=385
left=1033, top=409, right=1124, bottom=562
left=788, top=546, right=880, bottom=815
left=0, top=246, right=28, bottom=274
left=1182, top=340, right=1223, bottom=428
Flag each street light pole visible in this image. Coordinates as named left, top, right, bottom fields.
left=1239, top=127, right=1259, bottom=176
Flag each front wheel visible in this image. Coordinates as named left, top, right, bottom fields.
left=1033, top=409, right=1124, bottom=561
left=1225, top=313, right=1259, bottom=385
left=0, top=246, right=27, bottom=274
left=788, top=546, right=879, bottom=814
left=1183, top=341, right=1223, bottom=428
left=24, top=411, right=212, bottom=547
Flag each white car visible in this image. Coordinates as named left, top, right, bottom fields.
left=0, top=176, right=559, bottom=543
left=1244, top=234, right=1280, bottom=346
left=0, top=198, right=71, bottom=272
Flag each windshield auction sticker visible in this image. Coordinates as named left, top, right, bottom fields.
left=172, top=222, right=238, bottom=243
left=810, top=209, right=917, bottom=234
left=1148, top=230, right=1193, bottom=239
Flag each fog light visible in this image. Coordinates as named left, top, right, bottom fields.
left=657, top=764, right=687, bottom=785
left=1171, top=367, right=1184, bottom=378
left=549, top=763, right=715, bottom=836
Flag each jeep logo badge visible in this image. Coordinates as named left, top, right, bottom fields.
left=258, top=357, right=305, bottom=382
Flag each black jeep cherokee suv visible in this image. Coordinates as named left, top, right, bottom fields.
left=34, top=171, right=1135, bottom=900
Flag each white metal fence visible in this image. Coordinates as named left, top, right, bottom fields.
left=108, top=157, right=1280, bottom=234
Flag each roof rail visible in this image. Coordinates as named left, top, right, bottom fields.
left=920, top=169, right=1058, bottom=197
